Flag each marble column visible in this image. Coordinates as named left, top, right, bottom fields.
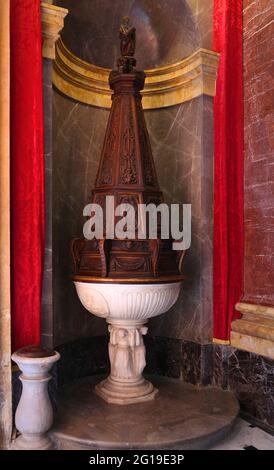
left=0, top=0, right=12, bottom=450
left=40, top=2, right=68, bottom=348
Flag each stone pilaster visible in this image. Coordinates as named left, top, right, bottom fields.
left=41, top=2, right=68, bottom=348
left=41, top=2, right=68, bottom=60
left=0, top=0, right=12, bottom=450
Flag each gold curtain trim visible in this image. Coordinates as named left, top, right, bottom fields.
left=53, top=39, right=219, bottom=109
left=212, top=338, right=231, bottom=345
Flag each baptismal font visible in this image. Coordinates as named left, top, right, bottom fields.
left=71, top=18, right=186, bottom=405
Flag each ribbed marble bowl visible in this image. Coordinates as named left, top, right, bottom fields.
left=74, top=281, right=181, bottom=322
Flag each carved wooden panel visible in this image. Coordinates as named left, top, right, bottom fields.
left=97, top=95, right=122, bottom=186
left=119, top=96, right=137, bottom=185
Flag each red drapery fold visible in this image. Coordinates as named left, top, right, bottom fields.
left=10, top=0, right=44, bottom=350
left=213, top=0, right=244, bottom=342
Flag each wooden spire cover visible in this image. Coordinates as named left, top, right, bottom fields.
left=71, top=19, right=185, bottom=282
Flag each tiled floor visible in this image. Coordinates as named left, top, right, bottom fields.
left=210, top=418, right=274, bottom=450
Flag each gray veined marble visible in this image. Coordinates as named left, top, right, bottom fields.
left=55, top=0, right=200, bottom=69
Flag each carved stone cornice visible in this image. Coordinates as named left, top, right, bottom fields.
left=41, top=3, right=68, bottom=60
left=53, top=39, right=219, bottom=109
left=231, top=303, right=274, bottom=359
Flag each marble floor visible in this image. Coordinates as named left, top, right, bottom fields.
left=51, top=375, right=239, bottom=450
left=210, top=418, right=274, bottom=450
left=50, top=375, right=274, bottom=451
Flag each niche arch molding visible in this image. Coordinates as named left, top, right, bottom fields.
left=53, top=39, right=219, bottom=109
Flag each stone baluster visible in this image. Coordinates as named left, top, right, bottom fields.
left=11, top=346, right=60, bottom=450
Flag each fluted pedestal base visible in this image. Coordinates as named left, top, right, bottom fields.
left=95, top=376, right=158, bottom=405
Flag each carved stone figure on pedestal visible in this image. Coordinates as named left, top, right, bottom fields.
left=108, top=325, right=147, bottom=381
left=95, top=321, right=155, bottom=405
left=118, top=17, right=136, bottom=73
left=119, top=16, right=136, bottom=57
left=109, top=327, right=133, bottom=379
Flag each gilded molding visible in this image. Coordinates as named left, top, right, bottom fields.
left=231, top=302, right=274, bottom=359
left=41, top=3, right=68, bottom=60
left=235, top=302, right=274, bottom=317
left=53, top=39, right=219, bottom=109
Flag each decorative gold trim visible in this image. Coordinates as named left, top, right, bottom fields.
left=41, top=3, right=68, bottom=60
left=71, top=274, right=185, bottom=284
left=53, top=39, right=219, bottom=109
left=212, top=338, right=231, bottom=345
left=231, top=302, right=274, bottom=359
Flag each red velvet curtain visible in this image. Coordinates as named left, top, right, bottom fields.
left=213, top=0, right=244, bottom=342
left=10, top=0, right=44, bottom=350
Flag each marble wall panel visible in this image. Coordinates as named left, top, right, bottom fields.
left=243, top=0, right=274, bottom=306
left=145, top=336, right=213, bottom=386
left=148, top=96, right=214, bottom=343
left=213, top=345, right=274, bottom=432
left=52, top=92, right=108, bottom=346
left=228, top=350, right=274, bottom=429
left=42, top=59, right=54, bottom=348
left=186, top=0, right=213, bottom=49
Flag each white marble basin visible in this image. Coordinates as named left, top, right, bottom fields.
left=74, top=281, right=181, bottom=322
left=74, top=279, right=182, bottom=405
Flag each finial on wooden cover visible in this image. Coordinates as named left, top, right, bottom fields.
left=117, top=16, right=136, bottom=73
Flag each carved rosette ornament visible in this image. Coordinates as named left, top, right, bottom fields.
left=71, top=19, right=187, bottom=405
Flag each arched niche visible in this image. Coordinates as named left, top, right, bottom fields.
left=55, top=0, right=201, bottom=69
left=52, top=0, right=215, bottom=349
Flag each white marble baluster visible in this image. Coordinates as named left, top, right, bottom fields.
left=12, top=347, right=60, bottom=450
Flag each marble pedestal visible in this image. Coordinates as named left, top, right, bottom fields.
left=95, top=320, right=158, bottom=405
